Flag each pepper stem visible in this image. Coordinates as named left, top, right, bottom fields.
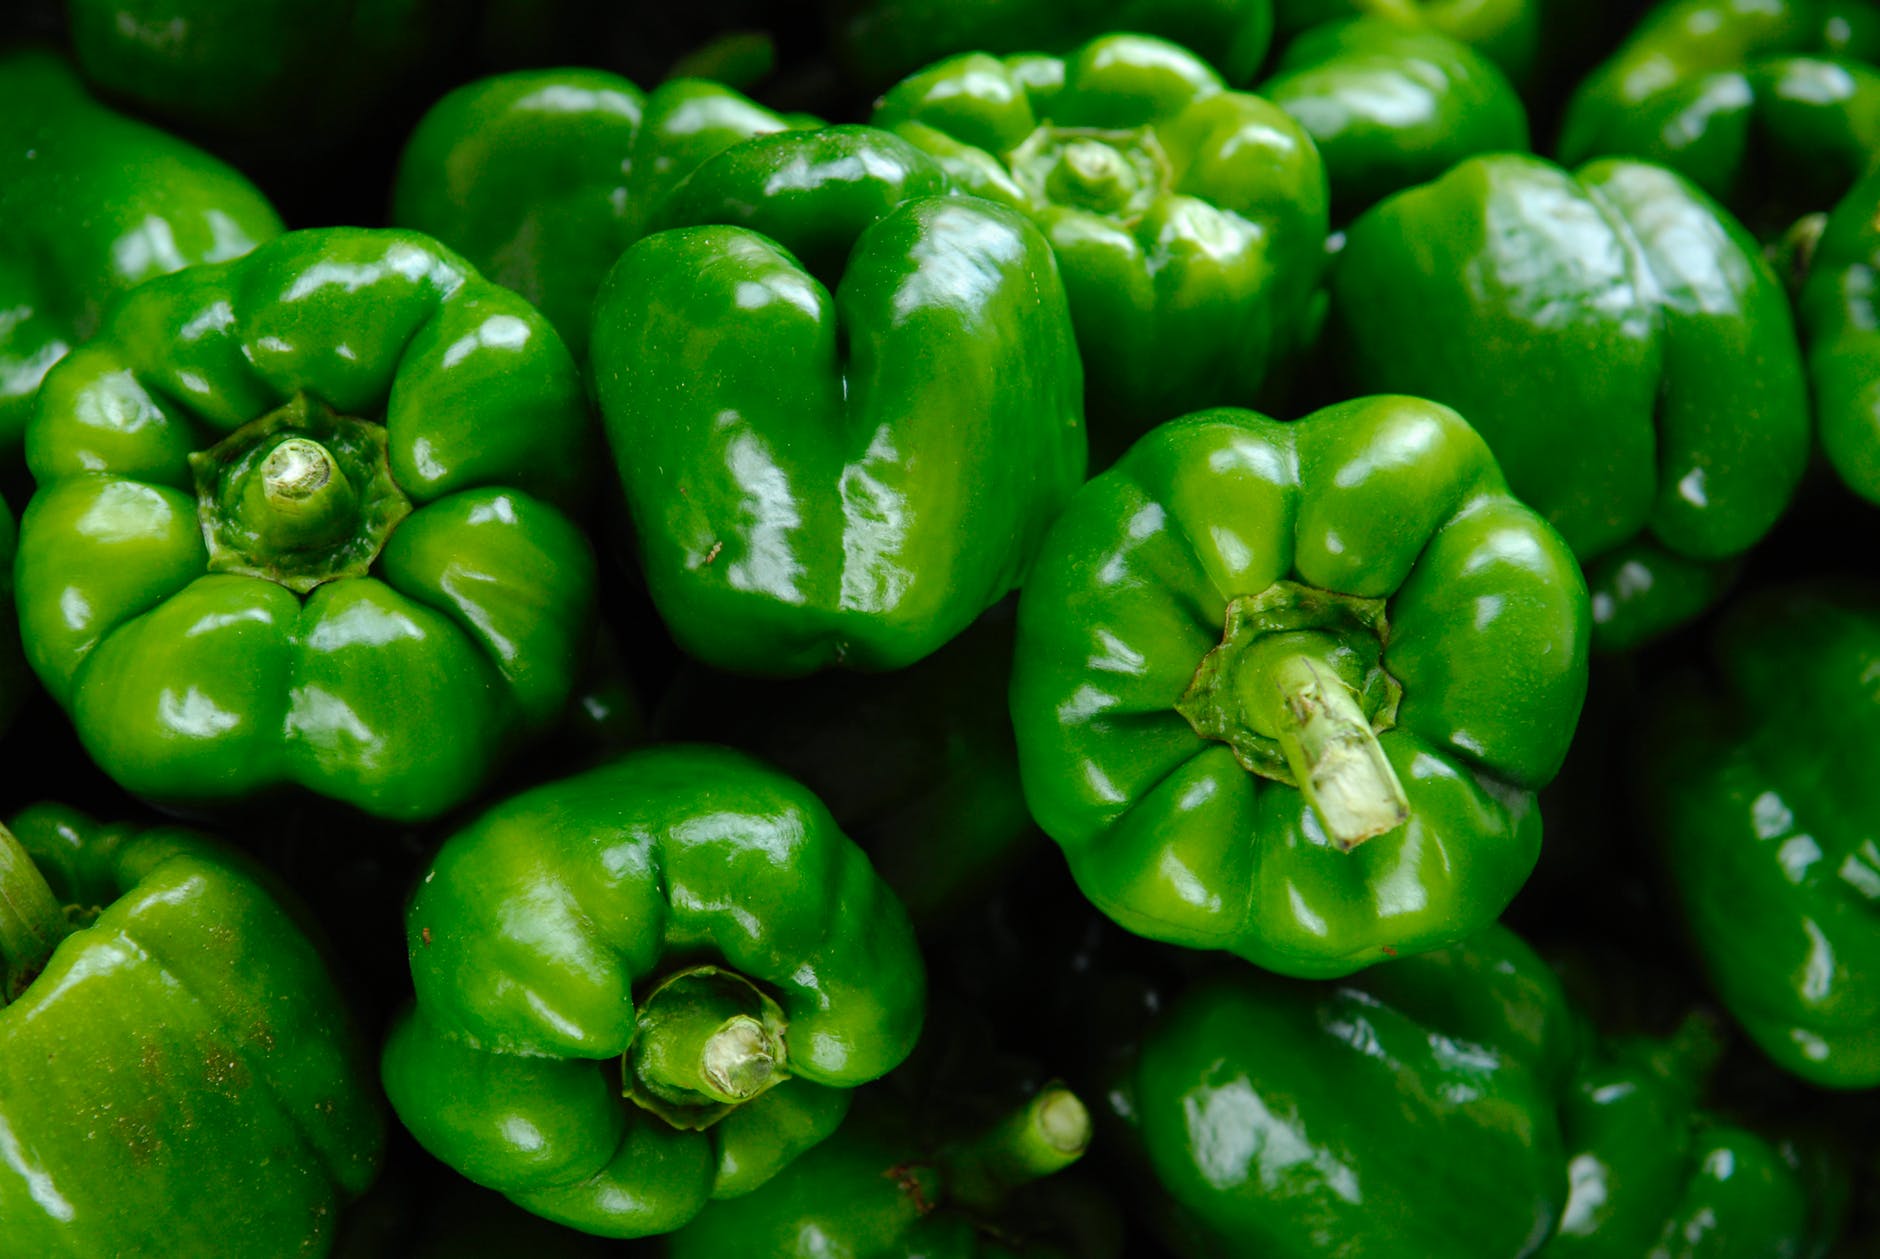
left=940, top=1084, right=1092, bottom=1214
left=626, top=966, right=789, bottom=1130
left=1250, top=645, right=1408, bottom=851
left=0, top=823, right=72, bottom=1009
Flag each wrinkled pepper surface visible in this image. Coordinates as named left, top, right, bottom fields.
left=393, top=70, right=811, bottom=360
left=828, top=0, right=1275, bottom=91
left=668, top=1083, right=1093, bottom=1257
left=0, top=804, right=384, bottom=1256
left=1799, top=163, right=1880, bottom=504
left=1112, top=925, right=1576, bottom=1257
left=591, top=125, right=1086, bottom=677
left=1561, top=0, right=1880, bottom=226
left=1010, top=397, right=1588, bottom=978
left=0, top=47, right=282, bottom=463
left=18, top=228, right=598, bottom=822
left=66, top=0, right=442, bottom=147
left=1639, top=582, right=1880, bottom=1090
left=1261, top=17, right=1527, bottom=218
left=1330, top=154, right=1810, bottom=651
left=872, top=34, right=1326, bottom=445
left=1545, top=1012, right=1847, bottom=1256
left=381, top=746, right=926, bottom=1238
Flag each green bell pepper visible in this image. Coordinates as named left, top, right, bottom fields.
left=0, top=47, right=282, bottom=465
left=17, top=227, right=598, bottom=822
left=65, top=0, right=440, bottom=147
left=0, top=804, right=384, bottom=1256
left=1261, top=18, right=1528, bottom=219
left=658, top=607, right=1039, bottom=931
left=828, top=0, right=1275, bottom=92
left=1272, top=0, right=1547, bottom=85
left=1638, top=582, right=1880, bottom=1090
left=1546, top=1012, right=1847, bottom=1257
left=872, top=34, right=1327, bottom=447
left=1010, top=397, right=1588, bottom=978
left=380, top=745, right=927, bottom=1239
left=1112, top=924, right=1576, bottom=1257
left=1799, top=163, right=1880, bottom=504
left=392, top=70, right=811, bottom=361
left=1560, top=0, right=1880, bottom=228
left=1329, top=153, right=1810, bottom=652
left=590, top=125, right=1086, bottom=677
left=668, top=1083, right=1093, bottom=1258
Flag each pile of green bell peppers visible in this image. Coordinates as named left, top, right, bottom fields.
left=5, top=9, right=1880, bottom=1259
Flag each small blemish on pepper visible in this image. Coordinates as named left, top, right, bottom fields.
left=704, top=541, right=723, bottom=565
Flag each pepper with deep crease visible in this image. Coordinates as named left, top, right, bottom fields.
left=1329, top=153, right=1810, bottom=651
left=590, top=125, right=1086, bottom=677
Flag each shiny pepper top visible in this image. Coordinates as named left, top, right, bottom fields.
left=17, top=228, right=599, bottom=822
left=381, top=746, right=926, bottom=1240
left=1010, top=396, right=1589, bottom=978
left=873, top=33, right=1327, bottom=449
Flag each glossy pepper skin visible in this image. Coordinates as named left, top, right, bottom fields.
left=828, top=0, right=1274, bottom=92
left=1113, top=925, right=1576, bottom=1258
left=1560, top=0, right=1880, bottom=226
left=1799, top=164, right=1880, bottom=504
left=1546, top=1014, right=1847, bottom=1257
left=66, top=0, right=440, bottom=147
left=1330, top=154, right=1810, bottom=652
left=392, top=70, right=811, bottom=361
left=591, top=125, right=1086, bottom=677
left=381, top=746, right=926, bottom=1239
left=0, top=47, right=282, bottom=464
left=1010, top=397, right=1588, bottom=978
left=0, top=804, right=384, bottom=1256
left=1638, top=583, right=1880, bottom=1091
left=668, top=1084, right=1093, bottom=1258
left=871, top=35, right=1326, bottom=447
left=1261, top=18, right=1528, bottom=219
left=18, top=227, right=598, bottom=823
left=1272, top=0, right=1548, bottom=86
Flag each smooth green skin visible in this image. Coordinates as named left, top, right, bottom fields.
left=1261, top=18, right=1528, bottom=219
left=1117, top=925, right=1575, bottom=1258
left=67, top=0, right=439, bottom=143
left=872, top=35, right=1327, bottom=443
left=1799, top=163, right=1880, bottom=503
left=380, top=746, right=926, bottom=1239
left=0, top=804, right=384, bottom=1257
left=1639, top=583, right=1880, bottom=1090
left=1273, top=0, right=1544, bottom=84
left=1331, top=154, right=1809, bottom=651
left=17, top=228, right=598, bottom=822
left=1010, top=397, right=1589, bottom=978
left=829, top=0, right=1275, bottom=91
left=1560, top=0, right=1880, bottom=222
left=392, top=70, right=811, bottom=361
left=591, top=126, right=1087, bottom=678
left=0, top=47, right=283, bottom=464
left=659, top=609, right=1037, bottom=932
left=1545, top=1022, right=1838, bottom=1258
